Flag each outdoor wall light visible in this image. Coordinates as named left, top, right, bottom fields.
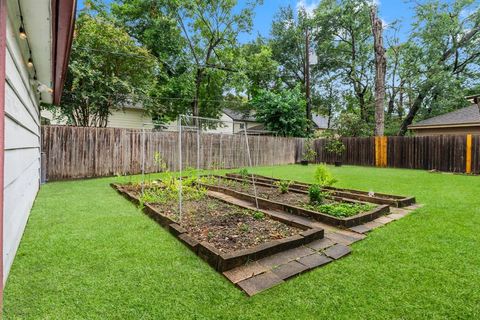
left=19, top=26, right=27, bottom=39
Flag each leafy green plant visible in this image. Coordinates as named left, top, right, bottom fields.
left=303, top=139, right=317, bottom=163
left=239, top=223, right=250, bottom=232
left=306, top=203, right=375, bottom=218
left=198, top=175, right=216, bottom=185
left=314, top=165, right=337, bottom=186
left=238, top=168, right=249, bottom=180
left=323, top=131, right=346, bottom=158
left=252, top=211, right=265, bottom=220
left=308, top=184, right=327, bottom=205
left=153, top=152, right=168, bottom=172
left=274, top=180, right=293, bottom=194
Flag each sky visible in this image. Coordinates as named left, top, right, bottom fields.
left=77, top=0, right=417, bottom=43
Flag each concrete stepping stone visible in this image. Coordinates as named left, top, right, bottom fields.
left=283, top=246, right=315, bottom=260
left=272, top=260, right=308, bottom=280
left=326, top=232, right=364, bottom=246
left=258, top=250, right=295, bottom=268
left=297, top=253, right=332, bottom=269
left=362, top=220, right=384, bottom=230
left=223, top=261, right=269, bottom=284
left=306, top=238, right=335, bottom=251
left=389, top=207, right=411, bottom=216
left=335, top=229, right=366, bottom=240
left=404, top=204, right=423, bottom=211
left=374, top=216, right=394, bottom=225
left=324, top=244, right=351, bottom=260
left=349, top=224, right=371, bottom=234
left=237, top=271, right=284, bottom=296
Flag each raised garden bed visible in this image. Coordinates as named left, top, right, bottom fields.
left=197, top=176, right=390, bottom=227
left=226, top=173, right=416, bottom=208
left=111, top=182, right=324, bottom=272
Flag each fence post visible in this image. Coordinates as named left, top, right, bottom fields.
left=466, top=134, right=472, bottom=174
left=383, top=136, right=388, bottom=167
left=375, top=136, right=388, bottom=168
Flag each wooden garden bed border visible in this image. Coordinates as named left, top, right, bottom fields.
left=199, top=181, right=390, bottom=228
left=226, top=173, right=416, bottom=208
left=110, top=183, right=324, bottom=272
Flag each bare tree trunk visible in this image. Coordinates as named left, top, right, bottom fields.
left=398, top=86, right=428, bottom=135
left=370, top=6, right=386, bottom=136
left=305, top=27, right=312, bottom=124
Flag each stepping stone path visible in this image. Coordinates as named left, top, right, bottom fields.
left=221, top=197, right=423, bottom=296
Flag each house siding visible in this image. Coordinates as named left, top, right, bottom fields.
left=107, top=108, right=154, bottom=129
left=3, top=12, right=41, bottom=281
left=412, top=126, right=480, bottom=136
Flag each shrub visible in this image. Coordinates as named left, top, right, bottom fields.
left=308, top=184, right=325, bottom=204
left=314, top=165, right=337, bottom=186
left=274, top=180, right=293, bottom=194
left=303, top=140, right=317, bottom=163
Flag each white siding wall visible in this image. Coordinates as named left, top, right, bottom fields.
left=107, top=108, right=154, bottom=129
left=163, top=113, right=235, bottom=133
left=3, top=12, right=41, bottom=281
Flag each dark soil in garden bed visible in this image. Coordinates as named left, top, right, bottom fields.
left=120, top=184, right=302, bottom=253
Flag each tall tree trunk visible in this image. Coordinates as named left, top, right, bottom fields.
left=358, top=92, right=367, bottom=121
left=387, top=98, right=395, bottom=118
left=305, top=27, right=312, bottom=124
left=370, top=6, right=386, bottom=136
left=398, top=88, right=404, bottom=119
left=192, top=68, right=204, bottom=118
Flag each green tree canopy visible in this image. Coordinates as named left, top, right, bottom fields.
left=252, top=87, right=310, bottom=137
left=59, top=9, right=157, bottom=127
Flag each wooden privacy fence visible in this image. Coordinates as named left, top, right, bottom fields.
left=42, top=126, right=480, bottom=180
left=41, top=126, right=304, bottom=180
left=314, top=134, right=480, bottom=174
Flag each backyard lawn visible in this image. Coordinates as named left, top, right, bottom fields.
left=4, top=165, right=480, bottom=319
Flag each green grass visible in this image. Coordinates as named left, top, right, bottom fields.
left=4, top=165, right=480, bottom=319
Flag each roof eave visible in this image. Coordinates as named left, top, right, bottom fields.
left=52, top=0, right=77, bottom=105
left=408, top=122, right=480, bottom=130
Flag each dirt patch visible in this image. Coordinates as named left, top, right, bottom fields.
left=208, top=178, right=316, bottom=206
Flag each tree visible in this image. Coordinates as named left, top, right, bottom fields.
left=314, top=0, right=375, bottom=123
left=270, top=6, right=308, bottom=91
left=397, top=0, right=480, bottom=135
left=370, top=4, right=387, bottom=136
left=112, top=0, right=194, bottom=122
left=335, top=112, right=372, bottom=137
left=174, top=0, right=258, bottom=119
left=252, top=87, right=310, bottom=137
left=237, top=38, right=280, bottom=99
left=59, top=10, right=157, bottom=127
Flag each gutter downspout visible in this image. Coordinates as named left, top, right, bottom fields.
left=0, top=0, right=7, bottom=310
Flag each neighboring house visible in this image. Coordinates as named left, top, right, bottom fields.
left=312, top=113, right=329, bottom=134
left=222, top=108, right=264, bottom=134
left=163, top=108, right=266, bottom=134
left=42, top=104, right=155, bottom=129
left=408, top=100, right=480, bottom=136
left=0, top=0, right=76, bottom=286
left=107, top=105, right=154, bottom=129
